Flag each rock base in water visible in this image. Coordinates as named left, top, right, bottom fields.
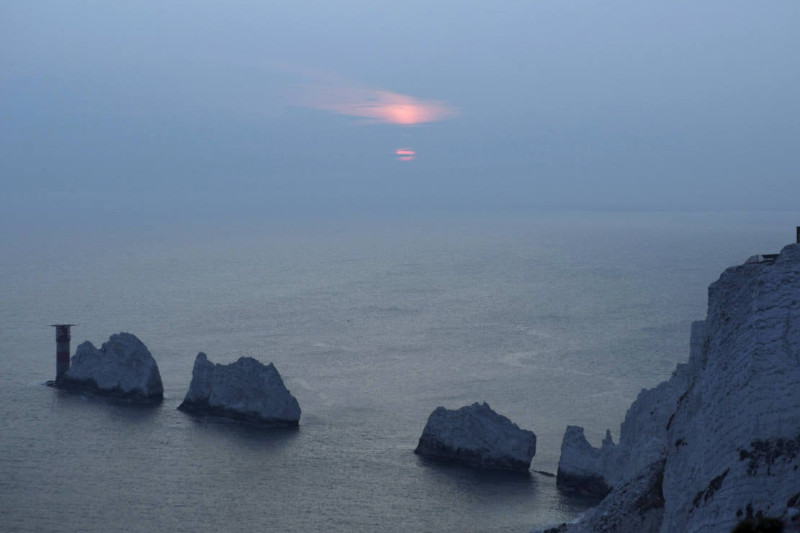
left=556, top=469, right=612, bottom=498
left=51, top=377, right=163, bottom=404
left=178, top=399, right=300, bottom=427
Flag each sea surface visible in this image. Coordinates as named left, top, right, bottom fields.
left=1, top=210, right=796, bottom=532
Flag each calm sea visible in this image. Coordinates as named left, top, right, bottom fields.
left=1, top=210, right=796, bottom=532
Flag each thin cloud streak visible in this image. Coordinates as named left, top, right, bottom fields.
left=291, top=70, right=460, bottom=125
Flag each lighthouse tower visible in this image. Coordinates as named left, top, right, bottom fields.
left=51, top=324, right=74, bottom=381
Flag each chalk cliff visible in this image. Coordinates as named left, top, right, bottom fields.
left=543, top=244, right=800, bottom=532
left=178, top=353, right=301, bottom=426
left=415, top=402, right=537, bottom=472
left=59, top=332, right=164, bottom=402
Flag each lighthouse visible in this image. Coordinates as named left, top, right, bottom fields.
left=51, top=324, right=74, bottom=381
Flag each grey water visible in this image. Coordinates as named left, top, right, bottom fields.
left=1, top=210, right=796, bottom=532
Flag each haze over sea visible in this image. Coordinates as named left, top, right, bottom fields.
left=1, top=210, right=796, bottom=532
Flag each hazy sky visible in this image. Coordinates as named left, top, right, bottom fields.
left=2, top=1, right=799, bottom=222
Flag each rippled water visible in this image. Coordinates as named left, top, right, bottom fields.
left=1, top=210, right=795, bottom=532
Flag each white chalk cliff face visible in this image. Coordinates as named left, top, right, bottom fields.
left=415, top=402, right=537, bottom=472
left=545, top=244, right=800, bottom=532
left=178, top=353, right=301, bottom=426
left=62, top=332, right=164, bottom=401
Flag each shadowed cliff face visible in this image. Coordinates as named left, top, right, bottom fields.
left=661, top=243, right=800, bottom=532
left=545, top=243, right=800, bottom=533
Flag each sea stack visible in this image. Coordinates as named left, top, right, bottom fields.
left=57, top=332, right=164, bottom=402
left=539, top=243, right=800, bottom=533
left=178, top=353, right=301, bottom=427
left=415, top=402, right=537, bottom=472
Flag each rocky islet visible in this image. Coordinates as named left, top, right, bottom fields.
left=178, top=353, right=301, bottom=426
left=415, top=402, right=537, bottom=472
left=55, top=332, right=164, bottom=402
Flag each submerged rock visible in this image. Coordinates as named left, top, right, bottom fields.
left=57, top=332, right=163, bottom=402
left=178, top=353, right=301, bottom=426
left=415, top=402, right=536, bottom=472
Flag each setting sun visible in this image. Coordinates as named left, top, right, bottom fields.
left=395, top=148, right=416, bottom=161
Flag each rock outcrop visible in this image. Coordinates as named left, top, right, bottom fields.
left=57, top=332, right=164, bottom=402
left=556, top=359, right=691, bottom=497
left=415, top=402, right=537, bottom=472
left=178, top=353, right=301, bottom=426
left=541, top=243, right=800, bottom=533
left=556, top=426, right=614, bottom=497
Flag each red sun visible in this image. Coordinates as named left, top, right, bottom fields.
left=395, top=148, right=416, bottom=162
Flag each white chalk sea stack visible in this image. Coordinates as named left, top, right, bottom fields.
left=415, top=402, right=537, bottom=472
left=60, top=332, right=164, bottom=402
left=539, top=243, right=800, bottom=533
left=178, top=353, right=301, bottom=427
left=556, top=359, right=691, bottom=498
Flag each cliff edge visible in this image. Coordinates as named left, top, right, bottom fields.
left=543, top=243, right=800, bottom=532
